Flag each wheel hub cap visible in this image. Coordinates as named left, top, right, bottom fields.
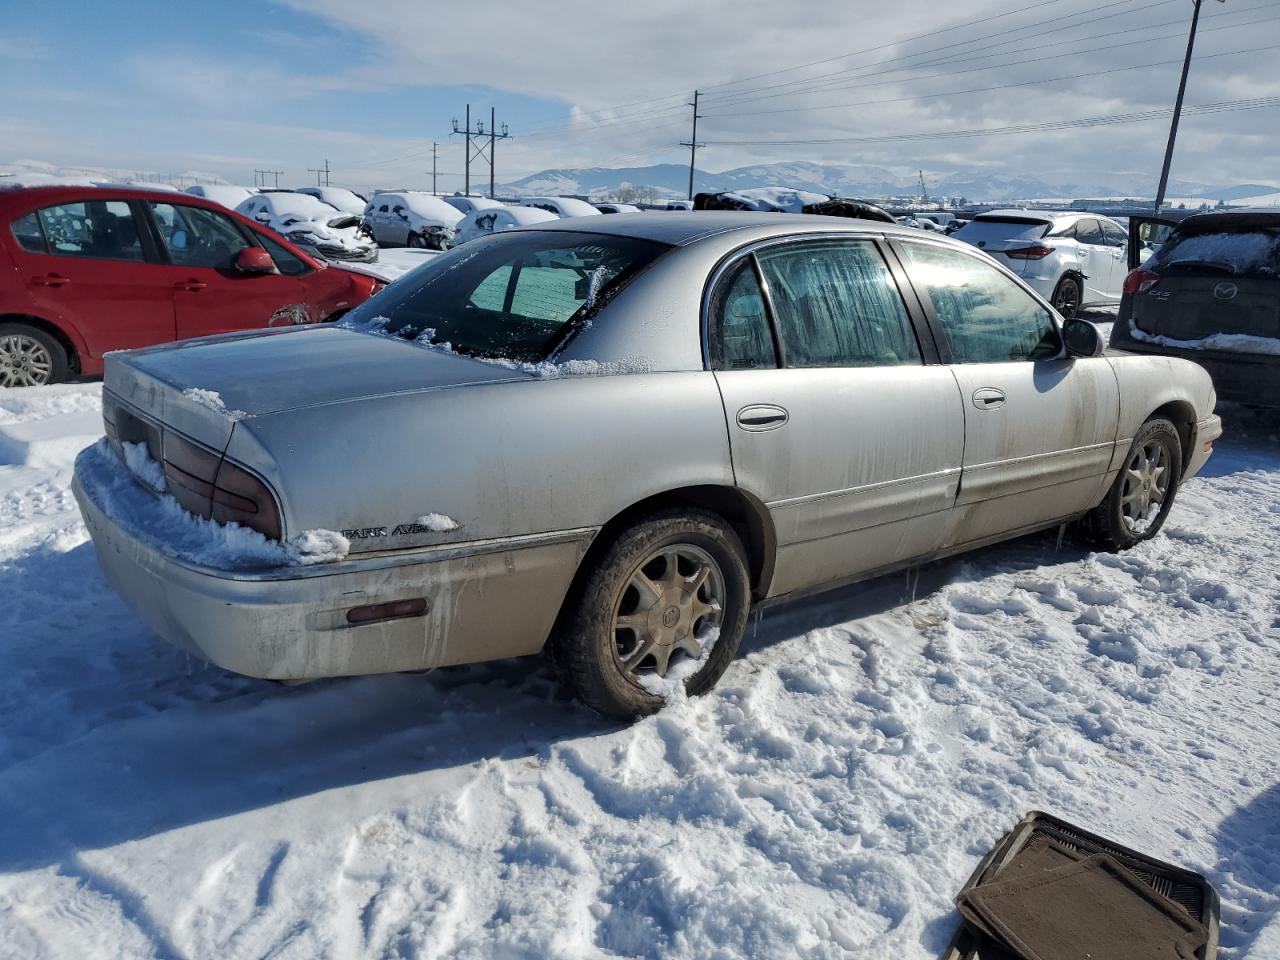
left=613, top=546, right=723, bottom=679
left=1120, top=440, right=1170, bottom=535
left=0, top=335, right=53, bottom=387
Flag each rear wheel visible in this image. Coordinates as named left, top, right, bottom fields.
left=553, top=509, right=751, bottom=719
left=0, top=323, right=68, bottom=387
left=1052, top=275, right=1082, bottom=318
left=1083, top=417, right=1182, bottom=551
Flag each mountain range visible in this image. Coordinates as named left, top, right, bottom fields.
left=497, top=161, right=1278, bottom=204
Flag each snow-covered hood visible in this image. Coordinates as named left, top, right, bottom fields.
left=270, top=213, right=373, bottom=251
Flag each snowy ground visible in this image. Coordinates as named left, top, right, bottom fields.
left=345, top=248, right=441, bottom=283
left=0, top=383, right=1277, bottom=959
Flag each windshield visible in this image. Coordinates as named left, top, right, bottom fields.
left=342, top=230, right=669, bottom=361
left=952, top=217, right=1051, bottom=244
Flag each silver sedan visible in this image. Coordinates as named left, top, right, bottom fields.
left=74, top=213, right=1221, bottom=719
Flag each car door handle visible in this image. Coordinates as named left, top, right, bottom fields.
left=736, top=404, right=789, bottom=431
left=31, top=273, right=70, bottom=287
left=971, top=388, right=1006, bottom=410
left=174, top=280, right=207, bottom=292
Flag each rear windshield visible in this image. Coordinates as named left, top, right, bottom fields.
left=951, top=217, right=1051, bottom=244
left=1154, top=227, right=1280, bottom=279
left=341, top=231, right=668, bottom=362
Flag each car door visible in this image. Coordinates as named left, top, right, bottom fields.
left=710, top=236, right=966, bottom=599
left=390, top=203, right=413, bottom=245
left=143, top=201, right=310, bottom=339
left=8, top=198, right=175, bottom=358
left=1098, top=218, right=1130, bottom=300
left=892, top=238, right=1120, bottom=549
left=1124, top=215, right=1179, bottom=270
left=1072, top=217, right=1115, bottom=303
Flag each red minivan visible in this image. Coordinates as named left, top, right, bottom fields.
left=0, top=186, right=383, bottom=386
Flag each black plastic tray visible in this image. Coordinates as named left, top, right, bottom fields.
left=940, top=810, right=1220, bottom=960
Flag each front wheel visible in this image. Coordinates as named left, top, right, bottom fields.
left=407, top=231, right=429, bottom=249
left=553, top=509, right=751, bottom=719
left=1082, top=417, right=1182, bottom=551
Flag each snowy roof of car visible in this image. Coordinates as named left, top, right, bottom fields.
left=520, top=210, right=928, bottom=246
left=976, top=209, right=1071, bottom=222
left=257, top=192, right=339, bottom=216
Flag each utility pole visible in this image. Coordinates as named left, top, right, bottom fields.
left=918, top=170, right=929, bottom=203
left=253, top=168, right=283, bottom=188
left=1154, top=0, right=1224, bottom=212
left=452, top=104, right=510, bottom=198
left=431, top=141, right=439, bottom=194
left=307, top=159, right=331, bottom=187
left=680, top=90, right=702, bottom=201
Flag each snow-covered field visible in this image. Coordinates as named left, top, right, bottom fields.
left=1, top=384, right=1277, bottom=959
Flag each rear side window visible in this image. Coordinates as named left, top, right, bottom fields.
left=36, top=200, right=145, bottom=261
left=899, top=241, right=1060, bottom=363
left=712, top=259, right=774, bottom=370
left=9, top=210, right=46, bottom=253
left=755, top=240, right=921, bottom=368
left=1100, top=220, right=1127, bottom=247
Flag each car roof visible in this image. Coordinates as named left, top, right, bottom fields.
left=517, top=210, right=940, bottom=246
left=1176, top=208, right=1280, bottom=233
left=0, top=184, right=235, bottom=215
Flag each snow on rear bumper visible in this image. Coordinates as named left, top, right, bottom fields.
left=73, top=463, right=593, bottom=680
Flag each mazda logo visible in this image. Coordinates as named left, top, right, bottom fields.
left=1213, top=281, right=1238, bottom=301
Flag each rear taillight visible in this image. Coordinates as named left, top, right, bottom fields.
left=161, top=432, right=220, bottom=517
left=1123, top=268, right=1161, bottom=295
left=211, top=459, right=282, bottom=541
left=1005, top=244, right=1054, bottom=260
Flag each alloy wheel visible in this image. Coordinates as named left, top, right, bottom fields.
left=612, top=544, right=724, bottom=679
left=1054, top=280, right=1080, bottom=317
left=1120, top=439, right=1170, bottom=535
left=0, top=334, right=53, bottom=387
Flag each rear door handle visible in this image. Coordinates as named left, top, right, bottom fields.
left=736, top=404, right=789, bottom=431
left=32, top=273, right=70, bottom=287
left=971, top=388, right=1006, bottom=410
left=174, top=280, right=207, bottom=292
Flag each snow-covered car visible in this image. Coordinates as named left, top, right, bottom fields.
left=455, top=205, right=558, bottom=245
left=442, top=195, right=506, bottom=216
left=1111, top=209, right=1280, bottom=407
left=183, top=184, right=257, bottom=209
left=236, top=192, right=378, bottom=263
left=363, top=192, right=464, bottom=249
left=951, top=210, right=1130, bottom=318
left=518, top=196, right=602, bottom=218
left=596, top=203, right=642, bottom=214
left=695, top=189, right=896, bottom=223
left=295, top=186, right=367, bottom=217
left=74, top=213, right=1220, bottom=719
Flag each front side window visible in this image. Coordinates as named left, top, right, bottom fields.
left=149, top=202, right=250, bottom=269
left=1074, top=218, right=1105, bottom=245
left=35, top=200, right=145, bottom=261
left=755, top=239, right=921, bottom=368
left=1101, top=220, right=1127, bottom=247
left=712, top=259, right=774, bottom=370
left=9, top=210, right=46, bottom=253
left=341, top=231, right=668, bottom=361
left=898, top=241, right=1060, bottom=364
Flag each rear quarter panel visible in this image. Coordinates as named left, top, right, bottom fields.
left=224, top=371, right=735, bottom=548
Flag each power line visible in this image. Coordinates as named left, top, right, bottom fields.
left=679, top=91, right=703, bottom=200
left=700, top=95, right=1280, bottom=146
left=452, top=104, right=510, bottom=198
left=306, top=159, right=331, bottom=187
left=253, top=168, right=283, bottom=188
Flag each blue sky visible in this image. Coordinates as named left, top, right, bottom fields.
left=2, top=0, right=1277, bottom=194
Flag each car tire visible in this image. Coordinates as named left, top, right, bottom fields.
left=1082, top=417, right=1182, bottom=551
left=553, top=508, right=751, bottom=720
left=408, top=231, right=431, bottom=250
left=0, top=322, right=69, bottom=388
left=1051, top=275, right=1082, bottom=318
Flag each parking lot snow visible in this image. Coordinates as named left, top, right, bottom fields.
left=0, top=383, right=1277, bottom=959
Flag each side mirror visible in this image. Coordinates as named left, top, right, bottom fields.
left=1062, top=316, right=1104, bottom=357
left=235, top=246, right=276, bottom=274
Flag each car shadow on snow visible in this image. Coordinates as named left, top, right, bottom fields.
left=0, top=545, right=611, bottom=873
left=1212, top=782, right=1280, bottom=957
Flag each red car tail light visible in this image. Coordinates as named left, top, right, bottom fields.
left=161, top=432, right=220, bottom=517
left=1005, top=244, right=1054, bottom=260
left=211, top=458, right=282, bottom=541
left=1123, top=268, right=1161, bottom=295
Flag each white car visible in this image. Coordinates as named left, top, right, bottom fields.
left=596, top=202, right=642, bottom=214
left=951, top=210, right=1129, bottom=317
left=363, top=192, right=464, bottom=249
left=442, top=195, right=506, bottom=215
left=295, top=186, right=367, bottom=217
left=455, top=205, right=558, bottom=245
left=183, top=184, right=257, bottom=209
left=236, top=192, right=378, bottom=263
left=518, top=196, right=602, bottom=218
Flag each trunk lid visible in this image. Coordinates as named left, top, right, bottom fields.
left=104, top=324, right=533, bottom=449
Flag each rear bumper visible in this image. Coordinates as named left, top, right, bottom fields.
left=74, top=463, right=592, bottom=680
